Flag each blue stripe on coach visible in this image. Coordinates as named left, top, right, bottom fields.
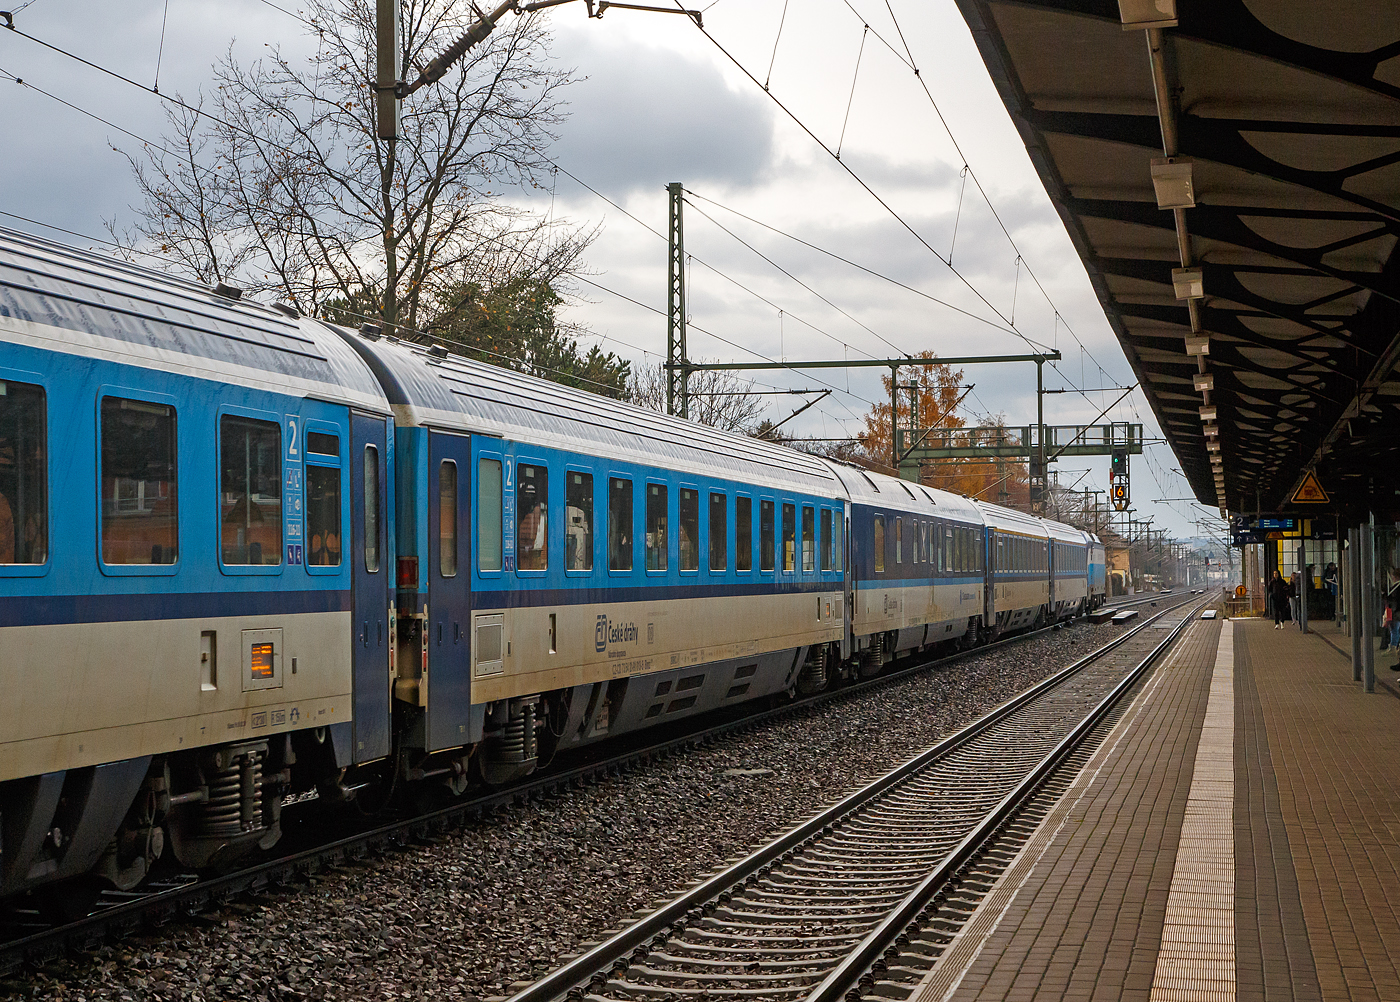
left=0, top=589, right=353, bottom=628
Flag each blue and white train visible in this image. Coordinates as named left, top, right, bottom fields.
left=0, top=228, right=1105, bottom=900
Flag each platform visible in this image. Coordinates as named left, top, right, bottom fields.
left=908, top=614, right=1400, bottom=1002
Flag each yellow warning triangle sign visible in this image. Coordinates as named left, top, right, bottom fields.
left=1290, top=471, right=1330, bottom=504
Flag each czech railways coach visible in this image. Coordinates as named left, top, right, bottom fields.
left=339, top=332, right=848, bottom=786
left=0, top=227, right=394, bottom=898
left=0, top=227, right=1103, bottom=904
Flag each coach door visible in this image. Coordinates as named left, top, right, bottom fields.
left=427, top=432, right=473, bottom=752
left=350, top=413, right=391, bottom=763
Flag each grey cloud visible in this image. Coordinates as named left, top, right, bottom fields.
left=548, top=32, right=776, bottom=197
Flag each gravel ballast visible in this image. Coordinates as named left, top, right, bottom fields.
left=5, top=618, right=1138, bottom=1001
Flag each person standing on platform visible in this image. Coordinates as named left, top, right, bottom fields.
left=1270, top=570, right=1292, bottom=629
left=1324, top=561, right=1338, bottom=619
left=1381, top=568, right=1400, bottom=662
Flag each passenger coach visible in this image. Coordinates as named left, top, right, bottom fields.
left=839, top=465, right=986, bottom=668
left=0, top=228, right=394, bottom=897
left=339, top=333, right=848, bottom=784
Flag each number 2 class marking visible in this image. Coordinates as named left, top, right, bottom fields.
left=287, top=417, right=299, bottom=456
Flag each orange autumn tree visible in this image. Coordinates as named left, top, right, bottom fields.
left=855, top=355, right=1030, bottom=507
left=857, top=353, right=966, bottom=475
left=940, top=415, right=1030, bottom=508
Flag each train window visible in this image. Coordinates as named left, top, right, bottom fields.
left=220, top=416, right=281, bottom=566
left=873, top=516, right=885, bottom=573
left=364, top=446, right=380, bottom=573
left=895, top=517, right=903, bottom=564
left=736, top=495, right=752, bottom=572
left=646, top=483, right=668, bottom=572
left=802, top=506, right=815, bottom=573
left=517, top=464, right=548, bottom=571
left=101, top=396, right=178, bottom=565
left=566, top=471, right=593, bottom=572
left=760, top=500, right=775, bottom=572
left=709, top=492, right=727, bottom=572
left=679, top=488, right=699, bottom=571
left=782, top=503, right=796, bottom=572
left=940, top=527, right=949, bottom=573
left=0, top=380, right=47, bottom=564
left=307, top=432, right=339, bottom=457
left=439, top=461, right=458, bottom=577
left=306, top=465, right=341, bottom=566
left=833, top=512, right=843, bottom=572
left=913, top=522, right=922, bottom=564
left=609, top=477, right=633, bottom=571
left=478, top=458, right=503, bottom=571
left=820, top=508, right=832, bottom=571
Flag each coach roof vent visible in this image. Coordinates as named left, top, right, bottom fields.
left=427, top=344, right=450, bottom=358
left=211, top=282, right=244, bottom=301
left=271, top=302, right=301, bottom=318
left=359, top=322, right=382, bottom=340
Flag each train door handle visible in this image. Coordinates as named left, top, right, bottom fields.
left=361, top=622, right=369, bottom=647
left=437, top=623, right=443, bottom=645
left=454, top=622, right=461, bottom=644
left=377, top=621, right=383, bottom=646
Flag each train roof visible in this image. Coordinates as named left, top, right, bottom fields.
left=974, top=500, right=1051, bottom=538
left=0, top=227, right=388, bottom=411
left=336, top=328, right=842, bottom=493
left=832, top=464, right=985, bottom=521
left=1041, top=518, right=1089, bottom=545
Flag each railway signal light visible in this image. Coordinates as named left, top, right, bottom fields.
left=1109, top=446, right=1130, bottom=511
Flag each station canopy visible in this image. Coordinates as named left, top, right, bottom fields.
left=955, top=0, right=1400, bottom=517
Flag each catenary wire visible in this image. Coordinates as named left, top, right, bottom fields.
left=674, top=10, right=1050, bottom=356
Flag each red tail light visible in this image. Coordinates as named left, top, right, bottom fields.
left=397, top=557, right=418, bottom=588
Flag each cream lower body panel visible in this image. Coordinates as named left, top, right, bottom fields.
left=1054, top=578, right=1088, bottom=610
left=991, top=579, right=1051, bottom=618
left=852, top=580, right=984, bottom=638
left=470, top=591, right=843, bottom=704
left=1, top=611, right=351, bottom=782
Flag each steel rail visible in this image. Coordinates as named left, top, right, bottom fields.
left=502, top=595, right=1208, bottom=1002
left=804, top=595, right=1208, bottom=1001
left=0, top=590, right=1193, bottom=973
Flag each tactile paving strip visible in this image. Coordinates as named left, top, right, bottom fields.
left=1149, top=624, right=1235, bottom=1002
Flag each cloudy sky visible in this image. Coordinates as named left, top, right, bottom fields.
left=0, top=0, right=1218, bottom=540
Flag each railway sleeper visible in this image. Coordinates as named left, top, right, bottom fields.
left=604, top=976, right=815, bottom=998
left=621, top=962, right=826, bottom=984
left=655, top=951, right=851, bottom=968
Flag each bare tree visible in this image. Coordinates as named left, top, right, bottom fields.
left=110, top=0, right=576, bottom=331
left=629, top=361, right=765, bottom=434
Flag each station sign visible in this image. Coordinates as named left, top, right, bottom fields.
left=1230, top=514, right=1297, bottom=532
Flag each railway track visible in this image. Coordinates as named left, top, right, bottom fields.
left=0, top=591, right=1196, bottom=975
left=499, top=593, right=1211, bottom=1002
